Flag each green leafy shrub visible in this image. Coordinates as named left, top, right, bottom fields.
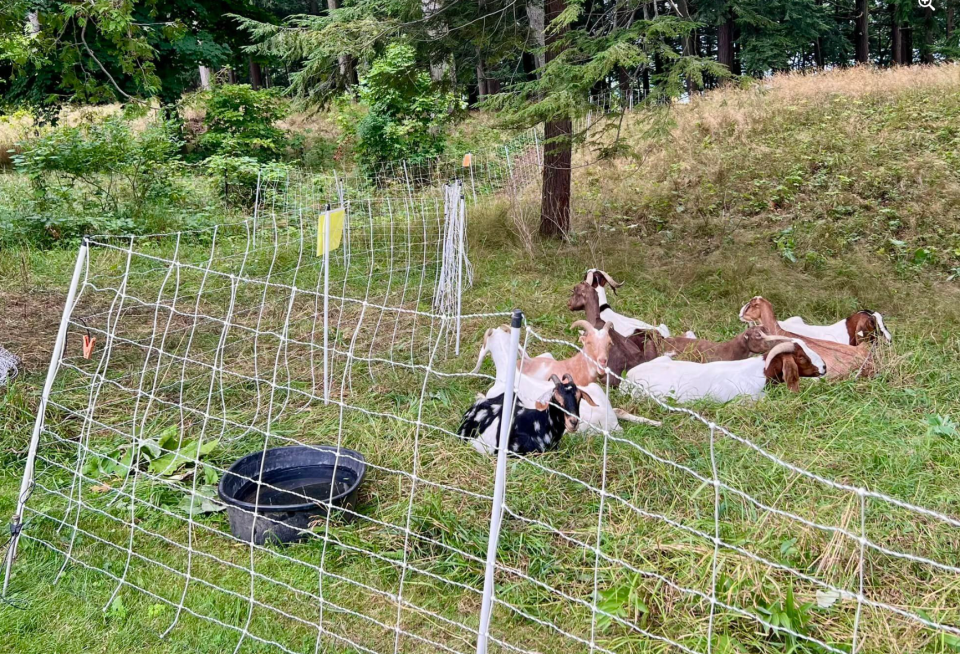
left=9, top=115, right=184, bottom=246
left=346, top=43, right=460, bottom=174
left=203, top=154, right=294, bottom=207
left=196, top=84, right=290, bottom=161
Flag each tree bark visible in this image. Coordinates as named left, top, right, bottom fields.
left=718, top=10, right=735, bottom=71
left=539, top=0, right=571, bottom=238
left=892, top=3, right=903, bottom=65
left=904, top=25, right=914, bottom=64
left=328, top=0, right=357, bottom=86
left=199, top=66, right=212, bottom=90
left=527, top=0, right=546, bottom=72
left=921, top=6, right=936, bottom=63
left=248, top=57, right=262, bottom=89
left=854, top=0, right=869, bottom=64
left=27, top=11, right=40, bottom=34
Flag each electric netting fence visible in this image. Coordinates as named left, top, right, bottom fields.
left=6, top=124, right=960, bottom=654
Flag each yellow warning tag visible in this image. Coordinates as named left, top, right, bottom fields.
left=317, top=207, right=345, bottom=256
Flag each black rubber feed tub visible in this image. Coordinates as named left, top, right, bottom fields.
left=218, top=445, right=366, bottom=545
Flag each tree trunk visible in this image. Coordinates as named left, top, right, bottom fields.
left=854, top=0, right=869, bottom=64
left=892, top=3, right=903, bottom=64
left=527, top=0, right=546, bottom=72
left=199, top=66, right=212, bottom=90
left=904, top=25, right=914, bottom=64
left=539, top=0, right=571, bottom=238
left=226, top=67, right=237, bottom=84
left=814, top=37, right=825, bottom=67
left=718, top=10, right=735, bottom=70
left=27, top=11, right=40, bottom=34
left=949, top=2, right=955, bottom=39
left=248, top=58, right=262, bottom=89
left=540, top=118, right=572, bottom=238
left=327, top=0, right=357, bottom=86
left=476, top=60, right=488, bottom=99
left=921, top=6, right=936, bottom=63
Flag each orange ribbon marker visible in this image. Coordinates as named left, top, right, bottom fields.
left=82, top=334, right=96, bottom=360
left=462, top=153, right=472, bottom=167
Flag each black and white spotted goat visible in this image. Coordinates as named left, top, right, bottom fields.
left=457, top=373, right=598, bottom=455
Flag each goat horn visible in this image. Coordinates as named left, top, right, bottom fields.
left=601, top=321, right=614, bottom=333
left=561, top=373, right=574, bottom=384
left=571, top=320, right=596, bottom=333
left=759, top=334, right=792, bottom=342
left=584, top=270, right=595, bottom=287
left=549, top=374, right=562, bottom=385
left=468, top=328, right=493, bottom=374
left=763, top=340, right=797, bottom=370
left=599, top=271, right=624, bottom=288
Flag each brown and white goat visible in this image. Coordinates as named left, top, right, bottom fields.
left=626, top=339, right=826, bottom=403
left=739, top=296, right=875, bottom=379
left=778, top=309, right=892, bottom=346
left=520, top=320, right=613, bottom=387
left=583, top=269, right=671, bottom=337
left=568, top=282, right=660, bottom=386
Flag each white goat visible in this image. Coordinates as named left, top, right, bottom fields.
left=470, top=326, right=659, bottom=432
left=626, top=339, right=826, bottom=403
left=584, top=269, right=671, bottom=338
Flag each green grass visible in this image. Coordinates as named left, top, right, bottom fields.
left=3, top=67, right=960, bottom=654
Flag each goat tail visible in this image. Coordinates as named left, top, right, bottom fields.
left=613, top=408, right=661, bottom=427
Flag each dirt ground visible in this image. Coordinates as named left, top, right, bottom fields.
left=0, top=290, right=66, bottom=373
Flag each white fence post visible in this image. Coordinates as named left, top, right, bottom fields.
left=322, top=204, right=331, bottom=404
left=3, top=238, right=89, bottom=596
left=455, top=189, right=465, bottom=356
left=475, top=309, right=523, bottom=654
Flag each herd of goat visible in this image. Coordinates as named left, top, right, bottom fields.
left=457, top=269, right=892, bottom=455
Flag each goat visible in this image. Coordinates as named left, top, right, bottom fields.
left=639, top=326, right=784, bottom=363
left=778, top=310, right=892, bottom=346
left=584, top=269, right=671, bottom=337
left=568, top=282, right=660, bottom=386
left=739, top=296, right=875, bottom=379
left=520, top=320, right=613, bottom=387
left=458, top=374, right=597, bottom=455
left=626, top=339, right=826, bottom=403
left=471, top=325, right=660, bottom=432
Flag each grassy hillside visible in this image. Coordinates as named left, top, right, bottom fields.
left=1, top=66, right=960, bottom=654
left=569, top=65, right=960, bottom=283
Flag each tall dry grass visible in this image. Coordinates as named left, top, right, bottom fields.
left=568, top=64, right=960, bottom=281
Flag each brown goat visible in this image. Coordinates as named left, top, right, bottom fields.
left=739, top=296, right=875, bottom=379
left=641, top=326, right=785, bottom=363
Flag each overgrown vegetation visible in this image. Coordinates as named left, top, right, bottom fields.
left=345, top=42, right=460, bottom=173
left=1, top=65, right=960, bottom=654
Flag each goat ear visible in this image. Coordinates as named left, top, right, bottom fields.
left=782, top=355, right=801, bottom=392
left=577, top=389, right=599, bottom=407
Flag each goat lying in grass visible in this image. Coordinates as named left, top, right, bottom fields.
left=637, top=326, right=782, bottom=363
left=458, top=374, right=596, bottom=455
left=470, top=325, right=659, bottom=432
left=568, top=282, right=660, bottom=386
left=739, top=296, right=876, bottom=379
left=626, top=338, right=826, bottom=403
left=584, top=269, right=671, bottom=337
left=777, top=310, right=891, bottom=346
left=519, top=320, right=613, bottom=387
